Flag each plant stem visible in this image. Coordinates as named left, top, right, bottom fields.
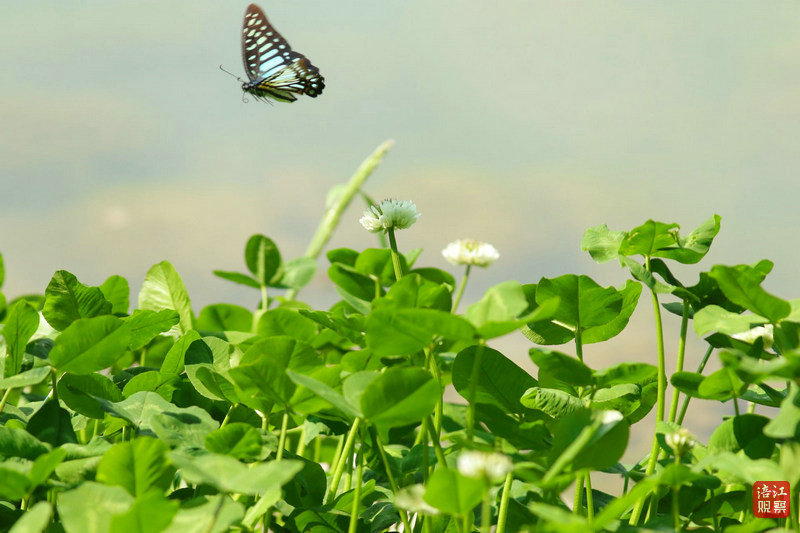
left=329, top=434, right=345, bottom=477
left=672, top=454, right=681, bottom=531
left=480, top=481, right=491, bottom=533
left=426, top=348, right=444, bottom=436
left=276, top=410, right=290, bottom=461
left=452, top=265, right=471, bottom=313
left=296, top=424, right=307, bottom=457
left=424, top=416, right=447, bottom=468
left=260, top=284, right=268, bottom=311
left=495, top=472, right=513, bottom=533
left=668, top=300, right=690, bottom=423
left=387, top=228, right=404, bottom=281
left=50, top=370, right=59, bottom=404
left=373, top=430, right=413, bottom=532
left=677, top=345, right=714, bottom=425
left=630, top=256, right=668, bottom=526
left=287, top=139, right=394, bottom=301
left=220, top=403, right=236, bottom=428
left=0, top=388, right=13, bottom=415
left=585, top=474, right=594, bottom=522
left=466, top=343, right=485, bottom=442
left=573, top=474, right=585, bottom=515
left=348, top=442, right=365, bottom=533
left=327, top=418, right=361, bottom=503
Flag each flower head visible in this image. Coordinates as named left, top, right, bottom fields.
left=457, top=450, right=512, bottom=483
left=665, top=427, right=695, bottom=457
left=394, top=484, right=439, bottom=515
left=442, top=239, right=500, bottom=268
left=359, top=199, right=420, bottom=233
left=731, top=324, right=774, bottom=350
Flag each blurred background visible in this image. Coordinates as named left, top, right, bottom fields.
left=2, top=1, right=799, bottom=467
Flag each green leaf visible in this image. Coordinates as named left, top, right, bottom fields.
left=256, top=308, right=317, bottom=342
left=171, top=452, right=302, bottom=495
left=698, top=368, right=746, bottom=401
left=125, top=310, right=180, bottom=351
left=466, top=281, right=528, bottom=326
left=529, top=349, right=593, bottom=387
left=537, top=274, right=623, bottom=329
left=99, top=275, right=130, bottom=315
left=709, top=264, right=790, bottom=323
left=138, top=261, right=193, bottom=335
left=26, top=398, right=78, bottom=447
left=160, top=330, right=201, bottom=376
left=245, top=234, right=282, bottom=286
left=520, top=387, right=582, bottom=418
left=197, top=304, right=253, bottom=332
left=212, top=270, right=261, bottom=289
left=9, top=501, right=52, bottom=533
left=49, top=316, right=131, bottom=374
left=381, top=273, right=451, bottom=311
left=708, top=414, right=774, bottom=460
left=653, top=214, right=721, bottom=264
left=57, top=482, right=133, bottom=533
left=0, top=426, right=50, bottom=460
left=59, top=372, right=122, bottom=419
left=692, top=305, right=768, bottom=336
left=0, top=464, right=30, bottom=500
left=365, top=308, right=475, bottom=356
left=0, top=366, right=51, bottom=390
left=204, top=423, right=264, bottom=460
left=122, top=371, right=179, bottom=402
left=274, top=257, right=317, bottom=289
left=549, top=409, right=629, bottom=473
left=329, top=263, right=379, bottom=302
left=42, top=270, right=112, bottom=331
left=163, top=495, right=244, bottom=533
left=765, top=384, right=800, bottom=439
left=28, top=447, right=67, bottom=488
left=581, top=224, right=626, bottom=264
left=593, top=362, right=657, bottom=388
left=361, top=367, right=440, bottom=428
left=108, top=493, right=179, bottom=533
left=582, top=280, right=642, bottom=344
left=286, top=369, right=359, bottom=419
left=422, top=467, right=484, bottom=516
left=355, top=248, right=407, bottom=287
left=452, top=346, right=537, bottom=414
left=96, top=437, right=174, bottom=497
left=99, top=391, right=219, bottom=437
left=2, top=300, right=39, bottom=377
left=618, top=220, right=680, bottom=258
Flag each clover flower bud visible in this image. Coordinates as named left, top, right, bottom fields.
left=665, top=428, right=695, bottom=457
left=359, top=199, right=420, bottom=233
left=442, top=239, right=500, bottom=268
left=457, top=450, right=512, bottom=483
left=731, top=324, right=774, bottom=350
left=394, top=484, right=439, bottom=515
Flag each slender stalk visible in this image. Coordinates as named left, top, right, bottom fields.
left=585, top=474, right=594, bottom=522
left=296, top=425, right=307, bottom=457
left=480, top=481, right=491, bottom=533
left=0, top=388, right=13, bottom=415
left=420, top=419, right=430, bottom=479
left=387, top=228, right=405, bottom=281
left=276, top=410, right=290, bottom=461
left=287, top=139, right=394, bottom=301
left=348, top=443, right=365, bottom=533
left=668, top=300, right=690, bottom=423
left=426, top=348, right=444, bottom=436
left=202, top=496, right=226, bottom=533
left=466, top=343, right=485, bottom=442
left=50, top=370, right=59, bottom=403
left=327, top=418, right=361, bottom=502
left=373, top=430, right=413, bottom=532
left=452, top=265, right=471, bottom=313
left=260, top=285, right=269, bottom=311
left=671, top=454, right=681, bottom=531
left=140, top=347, right=148, bottom=368
left=220, top=403, right=237, bottom=428
left=630, top=256, right=668, bottom=526
left=329, top=434, right=345, bottom=477
left=677, top=345, right=714, bottom=425
left=495, top=472, right=513, bottom=533
left=573, top=475, right=585, bottom=515
left=424, top=416, right=447, bottom=468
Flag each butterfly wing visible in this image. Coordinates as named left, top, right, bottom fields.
left=241, top=3, right=324, bottom=101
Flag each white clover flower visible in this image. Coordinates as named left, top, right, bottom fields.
left=394, top=484, right=439, bottom=515
left=457, top=450, right=512, bottom=483
left=359, top=199, right=420, bottom=233
left=599, top=410, right=624, bottom=425
left=731, top=324, right=774, bottom=350
left=665, top=427, right=695, bottom=457
left=441, top=239, right=500, bottom=268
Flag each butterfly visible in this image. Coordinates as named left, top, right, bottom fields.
left=240, top=3, right=324, bottom=103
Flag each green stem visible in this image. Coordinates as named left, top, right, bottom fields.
left=387, top=228, right=404, bottom=281
left=424, top=416, right=447, bottom=468
left=0, top=388, right=13, bottom=415
left=426, top=348, right=444, bottom=436
left=287, top=139, right=394, bottom=300
left=480, top=482, right=491, bottom=533
left=327, top=418, right=361, bottom=503
left=220, top=403, right=237, bottom=428
left=668, top=300, right=690, bottom=423
left=466, top=343, right=485, bottom=442
left=585, top=474, right=594, bottom=522
left=452, top=265, right=471, bottom=313
left=672, top=455, right=681, bottom=531
left=260, top=284, right=269, bottom=311
left=329, top=434, right=345, bottom=477
left=573, top=474, right=584, bottom=515
left=630, top=256, right=668, bottom=526
left=495, top=472, right=513, bottom=533
left=50, top=370, right=59, bottom=404
left=296, top=424, right=307, bottom=457
left=348, top=442, right=365, bottom=533
left=373, top=430, right=413, bottom=532
left=677, top=345, right=714, bottom=425
left=140, top=347, right=148, bottom=368
left=276, top=410, right=290, bottom=461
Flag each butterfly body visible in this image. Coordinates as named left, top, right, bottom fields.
left=241, top=3, right=324, bottom=103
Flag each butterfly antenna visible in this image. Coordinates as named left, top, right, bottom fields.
left=219, top=64, right=245, bottom=84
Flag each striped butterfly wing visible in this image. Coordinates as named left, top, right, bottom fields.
left=241, top=3, right=324, bottom=102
